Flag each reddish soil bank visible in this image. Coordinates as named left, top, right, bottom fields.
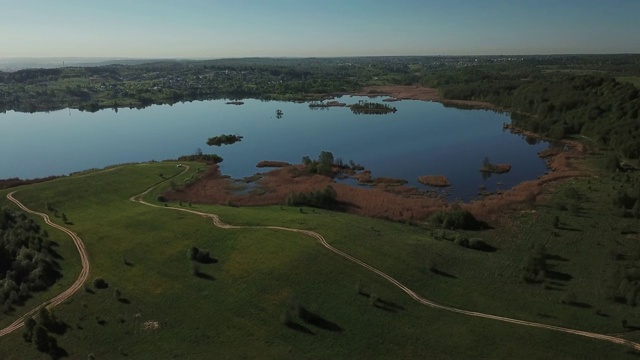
left=355, top=85, right=501, bottom=111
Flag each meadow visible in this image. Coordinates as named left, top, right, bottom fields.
left=0, top=157, right=639, bottom=359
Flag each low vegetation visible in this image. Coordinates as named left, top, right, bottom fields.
left=428, top=208, right=485, bottom=230
left=286, top=185, right=339, bottom=210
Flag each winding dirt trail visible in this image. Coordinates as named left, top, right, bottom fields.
left=130, top=166, right=640, bottom=351
left=0, top=192, right=91, bottom=337
left=3, top=164, right=640, bottom=353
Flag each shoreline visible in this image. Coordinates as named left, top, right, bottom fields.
left=353, top=85, right=503, bottom=112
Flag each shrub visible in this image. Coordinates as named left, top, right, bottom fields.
left=92, top=278, right=108, bottom=289
left=156, top=195, right=167, bottom=202
left=454, top=234, right=469, bottom=247
left=429, top=209, right=484, bottom=230
left=188, top=246, right=214, bottom=263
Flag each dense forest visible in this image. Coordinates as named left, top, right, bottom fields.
left=0, top=207, right=61, bottom=314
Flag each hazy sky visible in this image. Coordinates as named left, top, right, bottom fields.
left=1, top=0, right=638, bottom=58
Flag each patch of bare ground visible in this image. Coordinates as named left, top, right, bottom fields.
left=168, top=135, right=589, bottom=224
left=355, top=85, right=501, bottom=111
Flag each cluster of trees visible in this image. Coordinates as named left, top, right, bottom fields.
left=349, top=101, right=397, bottom=115
left=605, top=257, right=640, bottom=307
left=187, top=246, right=215, bottom=264
left=23, top=306, right=67, bottom=357
left=286, top=185, right=338, bottom=210
left=428, top=209, right=485, bottom=230
left=301, top=151, right=335, bottom=176
left=206, top=134, right=243, bottom=147
left=521, top=242, right=548, bottom=283
left=0, top=207, right=60, bottom=313
left=421, top=57, right=640, bottom=160
left=178, top=153, right=223, bottom=164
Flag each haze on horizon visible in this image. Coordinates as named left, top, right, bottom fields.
left=1, top=0, right=639, bottom=59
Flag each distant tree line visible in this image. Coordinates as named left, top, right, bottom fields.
left=421, top=61, right=640, bottom=159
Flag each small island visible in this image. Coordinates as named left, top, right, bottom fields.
left=480, top=157, right=511, bottom=173
left=418, top=175, right=451, bottom=187
left=206, top=134, right=244, bottom=147
left=349, top=101, right=397, bottom=115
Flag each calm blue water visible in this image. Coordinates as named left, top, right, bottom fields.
left=0, top=96, right=549, bottom=201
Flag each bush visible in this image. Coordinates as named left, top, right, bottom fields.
left=92, top=278, right=108, bottom=289
left=454, top=234, right=469, bottom=247
left=156, top=195, right=167, bottom=202
left=188, top=246, right=214, bottom=264
left=429, top=209, right=484, bottom=230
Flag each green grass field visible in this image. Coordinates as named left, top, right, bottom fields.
left=1, top=159, right=639, bottom=359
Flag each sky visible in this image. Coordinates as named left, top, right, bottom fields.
left=0, top=0, right=638, bottom=58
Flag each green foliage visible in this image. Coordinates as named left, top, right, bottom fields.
left=177, top=153, right=223, bottom=164
left=187, top=246, right=214, bottom=264
left=521, top=242, right=547, bottom=283
left=429, top=209, right=484, bottom=230
left=300, top=150, right=336, bottom=176
left=349, top=101, right=397, bottom=114
left=206, top=134, right=243, bottom=147
left=286, top=185, right=338, bottom=210
left=92, top=277, right=108, bottom=289
left=0, top=207, right=60, bottom=312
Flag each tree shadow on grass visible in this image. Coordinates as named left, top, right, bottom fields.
left=546, top=270, right=573, bottom=282
left=47, top=340, right=69, bottom=360
left=299, top=309, right=343, bottom=332
left=546, top=254, right=569, bottom=262
left=286, top=322, right=315, bottom=335
left=377, top=298, right=405, bottom=311
left=430, top=268, right=458, bottom=279
left=537, top=313, right=557, bottom=319
left=567, top=301, right=592, bottom=309
left=558, top=226, right=582, bottom=232
left=626, top=351, right=640, bottom=357
left=195, top=272, right=215, bottom=281
left=118, top=298, right=131, bottom=304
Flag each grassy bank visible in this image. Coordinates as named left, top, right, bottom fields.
left=0, top=159, right=638, bottom=359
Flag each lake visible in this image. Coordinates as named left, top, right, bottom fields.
left=0, top=96, right=549, bottom=201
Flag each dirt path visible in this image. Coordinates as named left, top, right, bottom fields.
left=0, top=192, right=91, bottom=337
left=132, top=167, right=640, bottom=351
